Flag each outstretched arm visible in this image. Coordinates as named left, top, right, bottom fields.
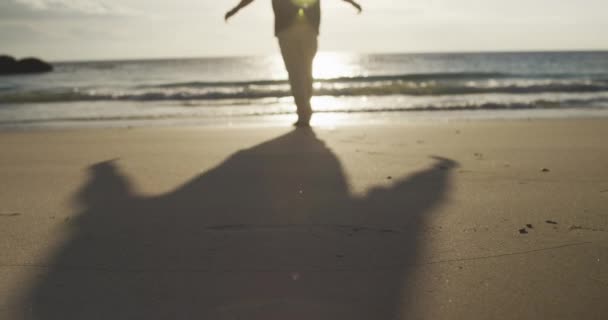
left=225, top=0, right=256, bottom=21
left=342, top=0, right=362, bottom=13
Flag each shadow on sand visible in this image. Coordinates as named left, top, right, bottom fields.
left=27, top=128, right=457, bottom=319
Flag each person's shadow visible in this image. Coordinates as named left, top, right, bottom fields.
left=27, top=128, right=457, bottom=320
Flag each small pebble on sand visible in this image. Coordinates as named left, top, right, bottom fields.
left=519, top=228, right=528, bottom=234
left=541, top=168, right=550, bottom=172
left=545, top=220, right=558, bottom=225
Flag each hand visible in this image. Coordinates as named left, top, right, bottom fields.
left=225, top=8, right=238, bottom=21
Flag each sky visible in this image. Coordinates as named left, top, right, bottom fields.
left=1, top=0, right=607, bottom=61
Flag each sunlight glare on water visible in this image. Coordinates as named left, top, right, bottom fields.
left=269, top=52, right=364, bottom=121
left=268, top=52, right=360, bottom=80
left=313, top=52, right=359, bottom=79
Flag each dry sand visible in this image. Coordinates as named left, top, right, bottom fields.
left=0, top=118, right=607, bottom=319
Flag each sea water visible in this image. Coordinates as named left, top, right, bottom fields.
left=1, top=51, right=607, bottom=128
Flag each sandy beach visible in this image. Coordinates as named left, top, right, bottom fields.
left=0, top=118, right=607, bottom=319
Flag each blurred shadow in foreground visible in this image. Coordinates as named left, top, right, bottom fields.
left=27, top=128, right=457, bottom=319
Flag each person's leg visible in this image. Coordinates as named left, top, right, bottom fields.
left=286, top=54, right=312, bottom=123
left=303, top=31, right=318, bottom=113
left=296, top=26, right=317, bottom=125
left=278, top=24, right=316, bottom=125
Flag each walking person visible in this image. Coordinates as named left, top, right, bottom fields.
left=225, top=0, right=362, bottom=127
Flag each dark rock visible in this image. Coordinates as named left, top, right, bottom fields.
left=0, top=55, right=53, bottom=75
left=541, top=168, right=550, bottom=172
left=545, top=220, right=558, bottom=225
left=0, top=55, right=18, bottom=69
left=19, top=58, right=53, bottom=73
left=519, top=228, right=528, bottom=234
left=526, top=224, right=533, bottom=229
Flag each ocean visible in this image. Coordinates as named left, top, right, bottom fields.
left=1, top=51, right=608, bottom=128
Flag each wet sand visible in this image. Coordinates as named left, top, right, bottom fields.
left=0, top=118, right=607, bottom=319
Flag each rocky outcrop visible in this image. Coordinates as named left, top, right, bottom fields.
left=0, top=55, right=53, bottom=75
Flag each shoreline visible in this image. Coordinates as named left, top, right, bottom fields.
left=2, top=107, right=608, bottom=131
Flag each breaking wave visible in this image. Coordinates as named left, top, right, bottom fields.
left=2, top=72, right=608, bottom=104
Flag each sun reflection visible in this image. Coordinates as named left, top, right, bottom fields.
left=268, top=51, right=357, bottom=80
left=313, top=52, right=357, bottom=79
left=268, top=52, right=358, bottom=126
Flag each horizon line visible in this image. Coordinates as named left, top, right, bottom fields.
left=47, top=48, right=608, bottom=64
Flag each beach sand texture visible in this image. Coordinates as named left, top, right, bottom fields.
left=0, top=119, right=607, bottom=319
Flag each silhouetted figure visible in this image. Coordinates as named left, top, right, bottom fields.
left=225, top=0, right=362, bottom=126
left=24, top=129, right=458, bottom=319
